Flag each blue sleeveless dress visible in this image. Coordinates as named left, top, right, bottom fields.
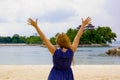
left=48, top=48, right=74, bottom=80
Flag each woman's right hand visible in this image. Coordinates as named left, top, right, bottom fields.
left=28, top=18, right=38, bottom=28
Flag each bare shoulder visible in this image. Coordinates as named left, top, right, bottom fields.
left=50, top=47, right=56, bottom=55
left=70, top=46, right=76, bottom=53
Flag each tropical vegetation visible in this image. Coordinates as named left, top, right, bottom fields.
left=50, top=26, right=117, bottom=45
left=0, top=26, right=117, bottom=45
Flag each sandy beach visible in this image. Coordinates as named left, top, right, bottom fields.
left=0, top=65, right=120, bottom=80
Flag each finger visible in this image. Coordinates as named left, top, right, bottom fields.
left=81, top=18, right=84, bottom=22
left=27, top=20, right=32, bottom=24
left=27, top=18, right=32, bottom=22
left=27, top=23, right=31, bottom=25
left=36, top=18, right=38, bottom=23
left=27, top=21, right=32, bottom=25
left=27, top=19, right=30, bottom=23
left=86, top=17, right=91, bottom=22
left=28, top=18, right=34, bottom=22
left=86, top=17, right=90, bottom=21
left=28, top=18, right=32, bottom=21
left=27, top=19, right=30, bottom=24
left=88, top=17, right=91, bottom=21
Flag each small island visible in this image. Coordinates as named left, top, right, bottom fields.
left=0, top=24, right=117, bottom=47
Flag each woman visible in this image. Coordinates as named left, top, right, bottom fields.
left=28, top=17, right=91, bottom=80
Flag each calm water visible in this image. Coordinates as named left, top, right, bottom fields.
left=0, top=45, right=120, bottom=65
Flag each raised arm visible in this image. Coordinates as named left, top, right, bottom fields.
left=71, top=17, right=91, bottom=52
left=28, top=18, right=56, bottom=55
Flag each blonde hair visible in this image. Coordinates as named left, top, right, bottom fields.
left=56, top=33, right=71, bottom=49
left=56, top=33, right=74, bottom=65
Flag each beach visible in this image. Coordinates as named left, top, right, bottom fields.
left=0, top=65, right=120, bottom=80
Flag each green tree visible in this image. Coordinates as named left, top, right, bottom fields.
left=50, top=37, right=56, bottom=45
left=0, top=36, right=11, bottom=43
left=4, top=37, right=12, bottom=43
left=11, top=34, right=20, bottom=43
left=11, top=34, right=26, bottom=43
left=26, top=36, right=43, bottom=44
left=66, top=28, right=78, bottom=42
left=96, top=26, right=116, bottom=44
left=19, top=36, right=27, bottom=43
left=80, top=30, right=93, bottom=44
left=65, top=26, right=116, bottom=44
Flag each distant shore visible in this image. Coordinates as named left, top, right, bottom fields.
left=78, top=44, right=110, bottom=47
left=0, top=43, right=110, bottom=47
left=0, top=43, right=27, bottom=46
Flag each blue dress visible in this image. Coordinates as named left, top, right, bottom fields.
left=48, top=48, right=74, bottom=80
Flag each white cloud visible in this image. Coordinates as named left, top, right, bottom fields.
left=0, top=0, right=119, bottom=41
left=38, top=8, right=76, bottom=23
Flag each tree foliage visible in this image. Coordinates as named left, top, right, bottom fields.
left=0, top=36, right=11, bottom=43
left=0, top=34, right=43, bottom=44
left=66, top=28, right=78, bottom=42
left=50, top=37, right=56, bottom=45
left=66, top=26, right=117, bottom=44
left=95, top=26, right=116, bottom=43
left=0, top=26, right=117, bottom=45
left=11, top=34, right=26, bottom=43
left=26, top=36, right=43, bottom=44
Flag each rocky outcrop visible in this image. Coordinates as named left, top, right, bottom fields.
left=106, top=47, right=120, bottom=56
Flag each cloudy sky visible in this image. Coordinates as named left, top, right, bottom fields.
left=0, top=0, right=120, bottom=41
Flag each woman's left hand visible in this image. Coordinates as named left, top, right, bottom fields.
left=28, top=18, right=38, bottom=28
left=82, top=17, right=91, bottom=27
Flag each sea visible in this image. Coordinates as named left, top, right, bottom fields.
left=0, top=43, right=120, bottom=65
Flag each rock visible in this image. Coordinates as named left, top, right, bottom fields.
left=118, top=46, right=120, bottom=49
left=116, top=49, right=120, bottom=56
left=106, top=47, right=120, bottom=56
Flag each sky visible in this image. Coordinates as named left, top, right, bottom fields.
left=0, top=0, right=120, bottom=41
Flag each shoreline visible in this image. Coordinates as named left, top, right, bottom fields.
left=0, top=43, right=111, bottom=47
left=0, top=65, right=120, bottom=80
